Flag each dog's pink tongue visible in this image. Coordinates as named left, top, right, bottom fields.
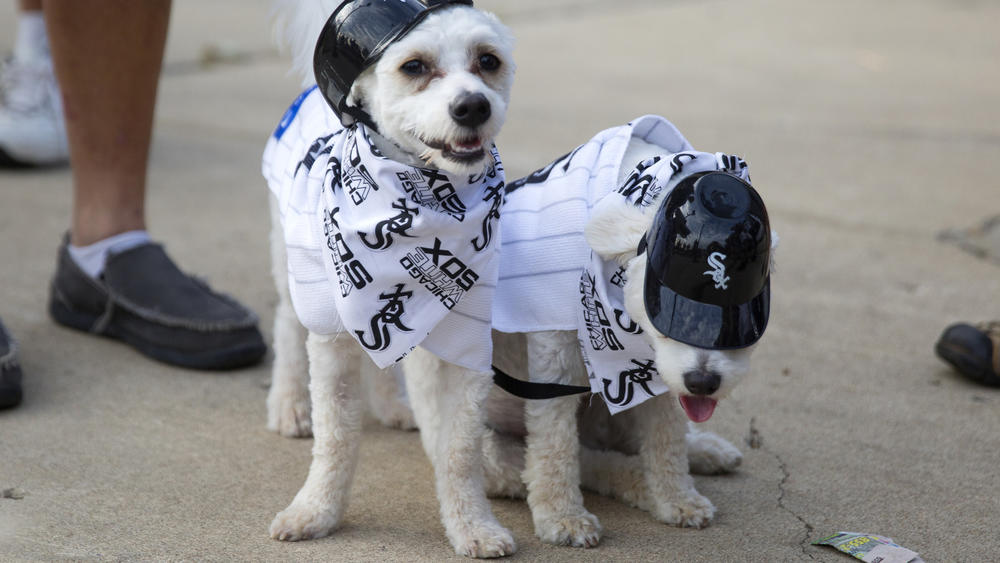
left=457, top=138, right=482, bottom=149
left=679, top=396, right=717, bottom=423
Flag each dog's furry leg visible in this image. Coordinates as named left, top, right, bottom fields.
left=522, top=331, right=601, bottom=548
left=266, top=195, right=312, bottom=438
left=578, top=426, right=741, bottom=508
left=404, top=348, right=516, bottom=558
left=686, top=423, right=743, bottom=475
left=635, top=395, right=715, bottom=528
left=270, top=333, right=362, bottom=541
left=579, top=446, right=649, bottom=509
left=481, top=427, right=527, bottom=499
left=362, top=362, right=417, bottom=430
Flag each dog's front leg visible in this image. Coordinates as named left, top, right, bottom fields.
left=266, top=195, right=312, bottom=438
left=404, top=348, right=516, bottom=558
left=270, top=332, right=362, bottom=541
left=522, top=331, right=601, bottom=547
left=362, top=362, right=417, bottom=430
left=636, top=395, right=716, bottom=528
left=686, top=423, right=743, bottom=475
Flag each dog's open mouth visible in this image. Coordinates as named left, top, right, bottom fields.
left=679, top=395, right=718, bottom=423
left=420, top=135, right=486, bottom=164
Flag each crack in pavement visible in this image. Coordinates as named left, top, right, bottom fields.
left=486, top=0, right=710, bottom=24
left=162, top=48, right=282, bottom=77
left=765, top=447, right=818, bottom=560
left=158, top=0, right=724, bottom=79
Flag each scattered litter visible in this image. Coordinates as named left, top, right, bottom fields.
left=814, top=532, right=923, bottom=563
left=2, top=488, right=26, bottom=500
left=747, top=417, right=762, bottom=449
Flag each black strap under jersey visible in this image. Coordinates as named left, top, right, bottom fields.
left=491, top=366, right=590, bottom=400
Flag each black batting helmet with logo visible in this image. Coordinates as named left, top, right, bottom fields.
left=641, top=171, right=771, bottom=350
left=313, top=0, right=473, bottom=130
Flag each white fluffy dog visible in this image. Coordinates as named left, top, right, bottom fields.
left=375, top=130, right=774, bottom=547
left=265, top=1, right=773, bottom=556
left=264, top=0, right=519, bottom=557
left=480, top=136, right=771, bottom=545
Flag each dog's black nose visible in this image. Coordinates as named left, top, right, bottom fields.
left=449, top=92, right=491, bottom=128
left=683, top=369, right=721, bottom=396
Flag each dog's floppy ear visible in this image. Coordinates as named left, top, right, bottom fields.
left=585, top=195, right=652, bottom=266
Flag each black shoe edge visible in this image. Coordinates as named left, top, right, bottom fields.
left=935, top=341, right=1000, bottom=387
left=0, top=363, right=23, bottom=410
left=49, top=297, right=266, bottom=371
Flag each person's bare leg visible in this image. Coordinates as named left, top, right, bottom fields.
left=38, top=1, right=264, bottom=369
left=42, top=0, right=171, bottom=246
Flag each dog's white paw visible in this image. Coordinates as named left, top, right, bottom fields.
left=651, top=492, right=716, bottom=529
left=365, top=367, right=418, bottom=431
left=484, top=472, right=527, bottom=500
left=371, top=399, right=417, bottom=431
left=449, top=521, right=517, bottom=559
left=266, top=385, right=313, bottom=438
left=269, top=502, right=340, bottom=542
left=534, top=510, right=602, bottom=548
left=688, top=431, right=743, bottom=475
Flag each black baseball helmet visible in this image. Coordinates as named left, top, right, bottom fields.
left=314, top=0, right=473, bottom=130
left=641, top=171, right=771, bottom=350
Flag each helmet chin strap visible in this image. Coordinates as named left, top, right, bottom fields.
left=339, top=99, right=380, bottom=134
left=636, top=235, right=648, bottom=256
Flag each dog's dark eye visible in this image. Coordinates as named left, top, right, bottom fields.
left=400, top=59, right=428, bottom=76
left=478, top=53, right=501, bottom=72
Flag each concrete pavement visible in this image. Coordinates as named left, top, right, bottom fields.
left=1, top=0, right=998, bottom=560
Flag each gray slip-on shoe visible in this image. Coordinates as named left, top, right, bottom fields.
left=48, top=237, right=266, bottom=370
left=0, top=317, right=23, bottom=409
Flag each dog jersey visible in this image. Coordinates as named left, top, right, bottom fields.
left=262, top=87, right=505, bottom=372
left=494, top=115, right=751, bottom=412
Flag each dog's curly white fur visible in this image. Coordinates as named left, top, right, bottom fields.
left=474, top=138, right=762, bottom=543
left=266, top=2, right=517, bottom=557
left=268, top=1, right=763, bottom=552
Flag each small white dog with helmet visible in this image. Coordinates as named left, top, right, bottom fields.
left=480, top=117, right=776, bottom=542
left=263, top=0, right=519, bottom=557
left=264, top=0, right=777, bottom=556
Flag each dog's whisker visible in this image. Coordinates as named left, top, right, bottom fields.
left=418, top=149, right=437, bottom=164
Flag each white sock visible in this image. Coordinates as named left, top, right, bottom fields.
left=14, top=11, right=49, bottom=64
left=68, top=230, right=152, bottom=279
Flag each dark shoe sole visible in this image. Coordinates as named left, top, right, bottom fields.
left=0, top=381, right=22, bottom=409
left=0, top=147, right=69, bottom=169
left=935, top=340, right=1000, bottom=387
left=50, top=298, right=266, bottom=371
left=0, top=147, right=35, bottom=169
left=0, top=362, right=23, bottom=410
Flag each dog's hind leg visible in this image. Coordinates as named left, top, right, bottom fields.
left=522, top=331, right=602, bottom=548
left=578, top=432, right=740, bottom=509
left=404, top=348, right=517, bottom=558
left=270, top=333, right=363, bottom=541
left=266, top=195, right=312, bottom=438
left=686, top=423, right=743, bottom=475
left=362, top=362, right=417, bottom=430
left=579, top=446, right=649, bottom=509
left=481, top=427, right=527, bottom=499
left=634, top=395, right=716, bottom=528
